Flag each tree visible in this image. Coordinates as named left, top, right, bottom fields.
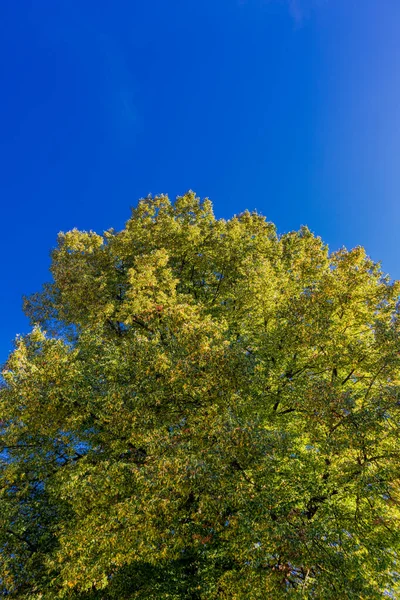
left=1, top=192, right=399, bottom=599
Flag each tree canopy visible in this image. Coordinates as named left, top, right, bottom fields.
left=1, top=192, right=399, bottom=599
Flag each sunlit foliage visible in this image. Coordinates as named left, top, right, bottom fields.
left=1, top=192, right=399, bottom=598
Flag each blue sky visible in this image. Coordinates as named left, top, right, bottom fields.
left=1, top=0, right=400, bottom=362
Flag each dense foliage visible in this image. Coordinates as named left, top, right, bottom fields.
left=1, top=192, right=399, bottom=598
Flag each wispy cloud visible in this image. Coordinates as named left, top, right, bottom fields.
left=237, top=0, right=324, bottom=26
left=288, top=0, right=327, bottom=26
left=288, top=0, right=304, bottom=26
left=101, top=35, right=139, bottom=144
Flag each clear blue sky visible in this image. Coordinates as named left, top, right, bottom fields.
left=1, top=0, right=400, bottom=362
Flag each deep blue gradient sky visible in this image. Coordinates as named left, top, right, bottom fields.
left=1, top=0, right=400, bottom=362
